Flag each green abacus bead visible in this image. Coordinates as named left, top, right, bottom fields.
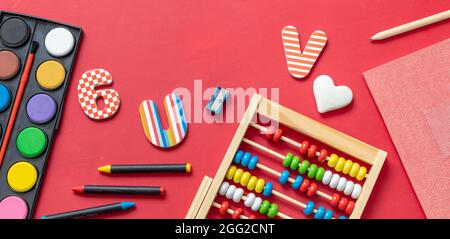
left=308, top=164, right=318, bottom=179
left=267, top=203, right=279, bottom=218
left=298, top=160, right=310, bottom=174
left=283, top=153, right=293, bottom=168
left=290, top=156, right=300, bottom=170
left=315, top=167, right=325, bottom=181
left=259, top=200, right=271, bottom=215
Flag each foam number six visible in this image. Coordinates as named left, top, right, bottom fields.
left=77, top=69, right=121, bottom=120
left=139, top=93, right=187, bottom=148
left=281, top=26, right=327, bottom=79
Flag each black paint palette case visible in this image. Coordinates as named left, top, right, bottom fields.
left=0, top=11, right=82, bottom=219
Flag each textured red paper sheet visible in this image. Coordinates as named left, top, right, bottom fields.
left=364, top=39, right=450, bottom=219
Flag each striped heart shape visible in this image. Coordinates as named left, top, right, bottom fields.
left=282, top=26, right=327, bottom=79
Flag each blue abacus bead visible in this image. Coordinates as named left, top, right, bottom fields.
left=278, top=170, right=290, bottom=185
left=241, top=152, right=252, bottom=167
left=248, top=155, right=259, bottom=170
left=314, top=206, right=325, bottom=219
left=338, top=216, right=347, bottom=219
left=262, top=182, right=273, bottom=197
left=292, top=175, right=303, bottom=190
left=304, top=201, right=315, bottom=216
left=323, top=210, right=333, bottom=219
left=234, top=150, right=244, bottom=164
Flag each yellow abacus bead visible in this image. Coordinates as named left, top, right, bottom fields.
left=255, top=178, right=265, bottom=193
left=233, top=168, right=244, bottom=183
left=335, top=157, right=346, bottom=172
left=356, top=167, right=367, bottom=181
left=342, top=160, right=353, bottom=174
left=349, top=163, right=360, bottom=177
left=226, top=165, right=237, bottom=180
left=328, top=154, right=339, bottom=168
left=240, top=172, right=251, bottom=186
left=247, top=176, right=258, bottom=190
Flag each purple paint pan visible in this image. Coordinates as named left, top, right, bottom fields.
left=26, top=93, right=57, bottom=124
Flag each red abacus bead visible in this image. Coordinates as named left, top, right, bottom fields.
left=330, top=193, right=340, bottom=207
left=248, top=213, right=256, bottom=219
left=318, top=149, right=328, bottom=163
left=299, top=179, right=310, bottom=192
left=306, top=183, right=318, bottom=197
left=219, top=201, right=229, bottom=215
left=345, top=201, right=355, bottom=215
left=232, top=208, right=243, bottom=219
left=300, top=141, right=310, bottom=155
left=307, top=145, right=317, bottom=158
left=338, top=198, right=348, bottom=211
left=272, top=129, right=283, bottom=142
left=265, top=126, right=275, bottom=140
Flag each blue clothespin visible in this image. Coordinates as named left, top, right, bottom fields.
left=206, top=86, right=230, bottom=115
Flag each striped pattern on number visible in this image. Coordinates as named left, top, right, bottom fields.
left=282, top=26, right=327, bottom=79
left=139, top=93, right=188, bottom=148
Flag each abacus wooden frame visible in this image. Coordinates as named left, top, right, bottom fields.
left=186, top=94, right=387, bottom=219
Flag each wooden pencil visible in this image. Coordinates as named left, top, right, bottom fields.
left=370, top=10, right=450, bottom=40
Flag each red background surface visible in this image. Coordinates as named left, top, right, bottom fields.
left=1, top=0, right=449, bottom=219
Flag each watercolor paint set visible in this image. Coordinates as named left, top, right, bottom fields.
left=0, top=11, right=82, bottom=219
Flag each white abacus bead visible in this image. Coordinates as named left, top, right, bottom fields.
left=219, top=182, right=230, bottom=196
left=233, top=188, right=244, bottom=203
left=225, top=185, right=236, bottom=199
left=322, top=170, right=333, bottom=185
left=329, top=174, right=340, bottom=189
left=351, top=184, right=362, bottom=199
left=251, top=197, right=262, bottom=211
left=244, top=193, right=256, bottom=207
left=344, top=181, right=354, bottom=196
left=336, top=177, right=347, bottom=192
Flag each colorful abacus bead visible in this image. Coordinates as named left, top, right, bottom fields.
left=317, top=149, right=327, bottom=163
left=290, top=156, right=300, bottom=170
left=263, top=182, right=273, bottom=197
left=248, top=155, right=259, bottom=170
left=255, top=178, right=265, bottom=193
left=300, top=178, right=310, bottom=192
left=292, top=176, right=303, bottom=190
left=241, top=152, right=252, bottom=167
left=259, top=200, right=270, bottom=214
left=299, top=141, right=309, bottom=155
left=299, top=160, right=309, bottom=174
left=283, top=153, right=293, bottom=167
left=306, top=183, right=318, bottom=197
left=307, top=144, right=317, bottom=158
left=323, top=210, right=333, bottom=219
left=234, top=150, right=244, bottom=164
left=219, top=201, right=229, bottom=215
left=267, top=204, right=278, bottom=218
left=232, top=208, right=243, bottom=219
left=279, top=170, right=290, bottom=184
left=272, top=129, right=283, bottom=143
left=330, top=193, right=340, bottom=207
left=304, top=201, right=315, bottom=215
left=314, top=206, right=325, bottom=219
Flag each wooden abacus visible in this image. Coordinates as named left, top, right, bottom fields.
left=186, top=94, right=386, bottom=219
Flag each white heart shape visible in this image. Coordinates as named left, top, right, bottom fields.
left=313, top=75, right=353, bottom=113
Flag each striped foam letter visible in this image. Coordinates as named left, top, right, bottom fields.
left=282, top=26, right=327, bottom=79
left=139, top=93, right=188, bottom=148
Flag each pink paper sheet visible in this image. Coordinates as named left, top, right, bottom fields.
left=364, top=39, right=450, bottom=218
